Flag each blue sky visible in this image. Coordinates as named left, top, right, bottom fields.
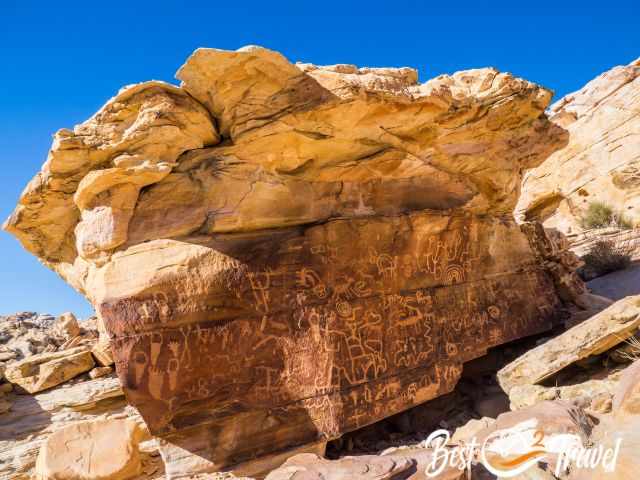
left=1, top=1, right=638, bottom=318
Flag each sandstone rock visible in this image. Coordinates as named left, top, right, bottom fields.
left=498, top=296, right=640, bottom=392
left=35, top=418, right=144, bottom=480
left=612, top=359, right=640, bottom=416
left=475, top=401, right=595, bottom=478
left=0, top=312, right=100, bottom=364
left=508, top=370, right=622, bottom=413
left=0, top=350, right=17, bottom=362
left=0, top=312, right=60, bottom=360
left=572, top=228, right=640, bottom=266
left=159, top=430, right=326, bottom=479
left=380, top=449, right=466, bottom=479
left=55, top=312, right=80, bottom=339
left=450, top=417, right=495, bottom=444
left=0, top=375, right=131, bottom=479
left=3, top=46, right=584, bottom=470
left=89, top=366, right=113, bottom=379
left=567, top=415, right=640, bottom=480
left=264, top=453, right=414, bottom=480
left=91, top=340, right=114, bottom=367
left=517, top=57, right=640, bottom=234
left=4, top=346, right=95, bottom=393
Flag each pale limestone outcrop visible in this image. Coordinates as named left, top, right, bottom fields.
left=517, top=57, right=640, bottom=233
left=4, top=46, right=584, bottom=474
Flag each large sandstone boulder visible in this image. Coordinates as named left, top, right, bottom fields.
left=3, top=46, right=585, bottom=473
left=35, top=418, right=144, bottom=480
left=498, top=295, right=640, bottom=393
left=517, top=57, right=640, bottom=233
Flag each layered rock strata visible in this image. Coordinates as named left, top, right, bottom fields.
left=4, top=46, right=584, bottom=474
left=517, top=57, right=640, bottom=233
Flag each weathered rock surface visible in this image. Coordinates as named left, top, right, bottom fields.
left=0, top=312, right=101, bottom=363
left=517, top=57, right=640, bottom=233
left=264, top=453, right=415, bottom=480
left=35, top=418, right=144, bottom=480
left=0, top=375, right=125, bottom=478
left=4, top=346, right=95, bottom=393
left=498, top=295, right=640, bottom=392
left=4, top=46, right=586, bottom=472
left=612, top=358, right=640, bottom=416
left=91, top=340, right=114, bottom=367
left=508, top=371, right=622, bottom=413
left=265, top=450, right=466, bottom=480
left=55, top=312, right=81, bottom=340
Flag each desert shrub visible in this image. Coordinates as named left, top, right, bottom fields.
left=580, top=201, right=633, bottom=229
left=581, top=239, right=632, bottom=277
left=617, top=214, right=635, bottom=230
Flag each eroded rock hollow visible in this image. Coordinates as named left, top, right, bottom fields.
left=4, top=46, right=585, bottom=475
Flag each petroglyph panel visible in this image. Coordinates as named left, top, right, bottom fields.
left=101, top=212, right=560, bottom=442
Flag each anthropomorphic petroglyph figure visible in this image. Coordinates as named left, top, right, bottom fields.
left=167, top=357, right=179, bottom=392
left=150, top=332, right=163, bottom=367
left=148, top=366, right=165, bottom=400
left=248, top=270, right=276, bottom=314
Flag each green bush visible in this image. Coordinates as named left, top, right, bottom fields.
left=580, top=201, right=633, bottom=230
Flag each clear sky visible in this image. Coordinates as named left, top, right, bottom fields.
left=1, top=0, right=638, bottom=318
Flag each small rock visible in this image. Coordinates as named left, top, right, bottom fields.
left=55, top=312, right=80, bottom=340
left=451, top=417, right=495, bottom=444
left=0, top=351, right=17, bottom=362
left=91, top=340, right=114, bottom=367
left=0, top=382, right=13, bottom=393
left=590, top=392, right=613, bottom=414
left=89, top=366, right=113, bottom=379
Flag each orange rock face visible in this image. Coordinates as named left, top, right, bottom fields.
left=4, top=46, right=585, bottom=474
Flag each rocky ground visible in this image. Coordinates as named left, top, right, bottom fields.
left=1, top=289, right=640, bottom=479
left=0, top=312, right=165, bottom=480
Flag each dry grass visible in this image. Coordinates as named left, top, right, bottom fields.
left=617, top=335, right=640, bottom=363
left=581, top=239, right=633, bottom=277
